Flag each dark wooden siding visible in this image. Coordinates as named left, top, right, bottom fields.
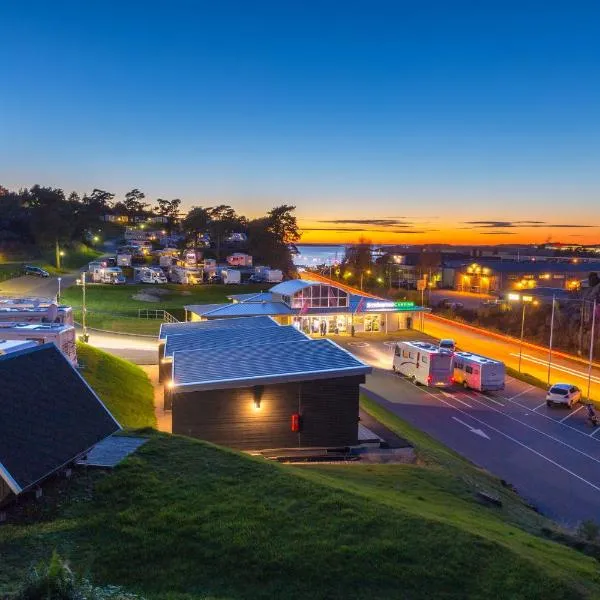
left=0, top=477, right=12, bottom=506
left=159, top=358, right=171, bottom=385
left=171, top=375, right=363, bottom=450
left=158, top=343, right=166, bottom=382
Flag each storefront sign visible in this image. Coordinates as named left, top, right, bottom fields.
left=365, top=300, right=416, bottom=311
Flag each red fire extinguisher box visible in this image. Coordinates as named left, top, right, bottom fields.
left=291, top=412, right=301, bottom=432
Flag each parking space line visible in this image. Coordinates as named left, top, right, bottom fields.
left=533, top=402, right=547, bottom=411
left=464, top=394, right=600, bottom=466
left=506, top=397, right=600, bottom=440
left=505, top=386, right=534, bottom=401
left=590, top=428, right=600, bottom=438
left=478, top=393, right=505, bottom=407
left=441, top=391, right=472, bottom=408
left=417, top=386, right=600, bottom=494
left=560, top=405, right=584, bottom=423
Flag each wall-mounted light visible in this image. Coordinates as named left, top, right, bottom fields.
left=252, top=385, right=264, bottom=410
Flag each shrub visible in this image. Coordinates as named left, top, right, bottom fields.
left=577, top=519, right=600, bottom=542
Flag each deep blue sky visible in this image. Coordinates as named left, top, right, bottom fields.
left=1, top=1, right=599, bottom=243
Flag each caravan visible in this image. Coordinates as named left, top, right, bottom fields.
left=452, top=352, right=505, bottom=392
left=393, top=341, right=454, bottom=387
left=99, top=267, right=126, bottom=285
left=168, top=266, right=203, bottom=285
left=134, top=267, right=167, bottom=284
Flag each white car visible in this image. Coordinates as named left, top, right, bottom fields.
left=439, top=339, right=456, bottom=353
left=546, top=383, right=581, bottom=408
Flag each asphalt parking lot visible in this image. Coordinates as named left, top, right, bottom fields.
left=341, top=338, right=600, bottom=526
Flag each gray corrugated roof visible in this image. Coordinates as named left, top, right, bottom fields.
left=173, top=338, right=371, bottom=391
left=164, top=325, right=309, bottom=358
left=159, top=316, right=278, bottom=340
left=268, top=279, right=317, bottom=295
left=186, top=302, right=294, bottom=318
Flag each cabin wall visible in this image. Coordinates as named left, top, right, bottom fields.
left=171, top=375, right=363, bottom=450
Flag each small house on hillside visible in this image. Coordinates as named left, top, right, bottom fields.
left=0, top=344, right=121, bottom=506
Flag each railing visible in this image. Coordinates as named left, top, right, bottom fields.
left=137, top=309, right=179, bottom=323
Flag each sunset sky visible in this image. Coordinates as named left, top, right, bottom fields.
left=2, top=2, right=599, bottom=245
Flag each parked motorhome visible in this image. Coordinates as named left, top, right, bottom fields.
left=159, top=255, right=176, bottom=268
left=99, top=267, right=126, bottom=285
left=0, top=297, right=74, bottom=325
left=168, top=266, right=203, bottom=285
left=226, top=253, right=253, bottom=267
left=134, top=267, right=167, bottom=284
left=251, top=267, right=284, bottom=283
left=117, top=253, right=132, bottom=267
left=221, top=269, right=241, bottom=284
left=393, top=341, right=453, bottom=387
left=452, top=351, right=505, bottom=392
left=0, top=322, right=77, bottom=364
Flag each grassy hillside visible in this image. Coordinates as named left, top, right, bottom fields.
left=77, top=342, right=156, bottom=429
left=62, top=283, right=266, bottom=335
left=1, top=423, right=599, bottom=598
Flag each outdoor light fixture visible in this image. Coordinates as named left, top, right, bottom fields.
left=252, top=385, right=264, bottom=410
left=167, top=380, right=175, bottom=389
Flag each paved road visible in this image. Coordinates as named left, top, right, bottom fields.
left=78, top=327, right=157, bottom=364
left=423, top=314, right=600, bottom=402
left=429, top=289, right=494, bottom=309
left=338, top=337, right=600, bottom=525
left=0, top=272, right=80, bottom=298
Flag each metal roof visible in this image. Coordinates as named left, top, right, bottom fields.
left=164, top=325, right=309, bottom=358
left=185, top=302, right=295, bottom=318
left=159, top=316, right=278, bottom=340
left=173, top=338, right=371, bottom=392
left=268, top=279, right=317, bottom=295
left=0, top=344, right=120, bottom=495
left=227, top=292, right=272, bottom=303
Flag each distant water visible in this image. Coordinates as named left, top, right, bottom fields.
left=293, top=245, right=346, bottom=267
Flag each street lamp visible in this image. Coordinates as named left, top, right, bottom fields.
left=547, top=294, right=556, bottom=384
left=509, top=294, right=537, bottom=373
left=360, top=269, right=371, bottom=291
left=57, top=277, right=62, bottom=303
left=76, top=273, right=89, bottom=342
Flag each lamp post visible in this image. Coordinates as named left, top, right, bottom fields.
left=57, top=277, right=62, bottom=303
left=547, top=294, right=556, bottom=384
left=586, top=299, right=597, bottom=402
left=360, top=269, right=371, bottom=291
left=508, top=293, right=537, bottom=373
left=81, top=272, right=88, bottom=342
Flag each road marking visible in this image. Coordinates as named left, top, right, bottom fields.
left=416, top=386, right=600, bottom=494
left=505, top=386, right=534, bottom=401
left=478, top=393, right=505, bottom=407
left=451, top=417, right=490, bottom=439
left=533, top=402, right=547, bottom=411
left=506, top=397, right=600, bottom=441
left=590, top=428, right=600, bottom=438
left=560, top=405, right=584, bottom=422
left=510, top=353, right=600, bottom=384
left=463, top=393, right=600, bottom=466
left=441, top=391, right=472, bottom=408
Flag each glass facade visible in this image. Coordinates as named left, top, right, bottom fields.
left=290, top=285, right=349, bottom=309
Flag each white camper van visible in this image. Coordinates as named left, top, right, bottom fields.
left=221, top=269, right=241, bottom=284
left=99, top=267, right=126, bottom=285
left=134, top=267, right=167, bottom=284
left=168, top=266, right=203, bottom=285
left=393, top=341, right=454, bottom=387
left=452, top=351, right=505, bottom=392
left=117, top=253, right=132, bottom=267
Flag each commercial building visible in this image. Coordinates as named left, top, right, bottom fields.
left=454, top=260, right=600, bottom=294
left=160, top=317, right=371, bottom=450
left=184, top=279, right=426, bottom=335
left=0, top=344, right=120, bottom=506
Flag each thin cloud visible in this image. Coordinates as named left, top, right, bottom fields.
left=302, top=227, right=435, bottom=234
left=317, top=219, right=412, bottom=227
left=480, top=231, right=518, bottom=235
left=465, top=220, right=594, bottom=229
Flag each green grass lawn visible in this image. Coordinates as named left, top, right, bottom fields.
left=62, top=283, right=267, bottom=335
left=1, top=403, right=599, bottom=598
left=77, top=342, right=156, bottom=429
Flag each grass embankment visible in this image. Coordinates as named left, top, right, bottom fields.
left=62, top=283, right=266, bottom=335
left=0, top=244, right=102, bottom=279
left=77, top=342, right=156, bottom=429
left=1, top=404, right=599, bottom=598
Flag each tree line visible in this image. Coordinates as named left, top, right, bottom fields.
left=0, top=185, right=300, bottom=274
